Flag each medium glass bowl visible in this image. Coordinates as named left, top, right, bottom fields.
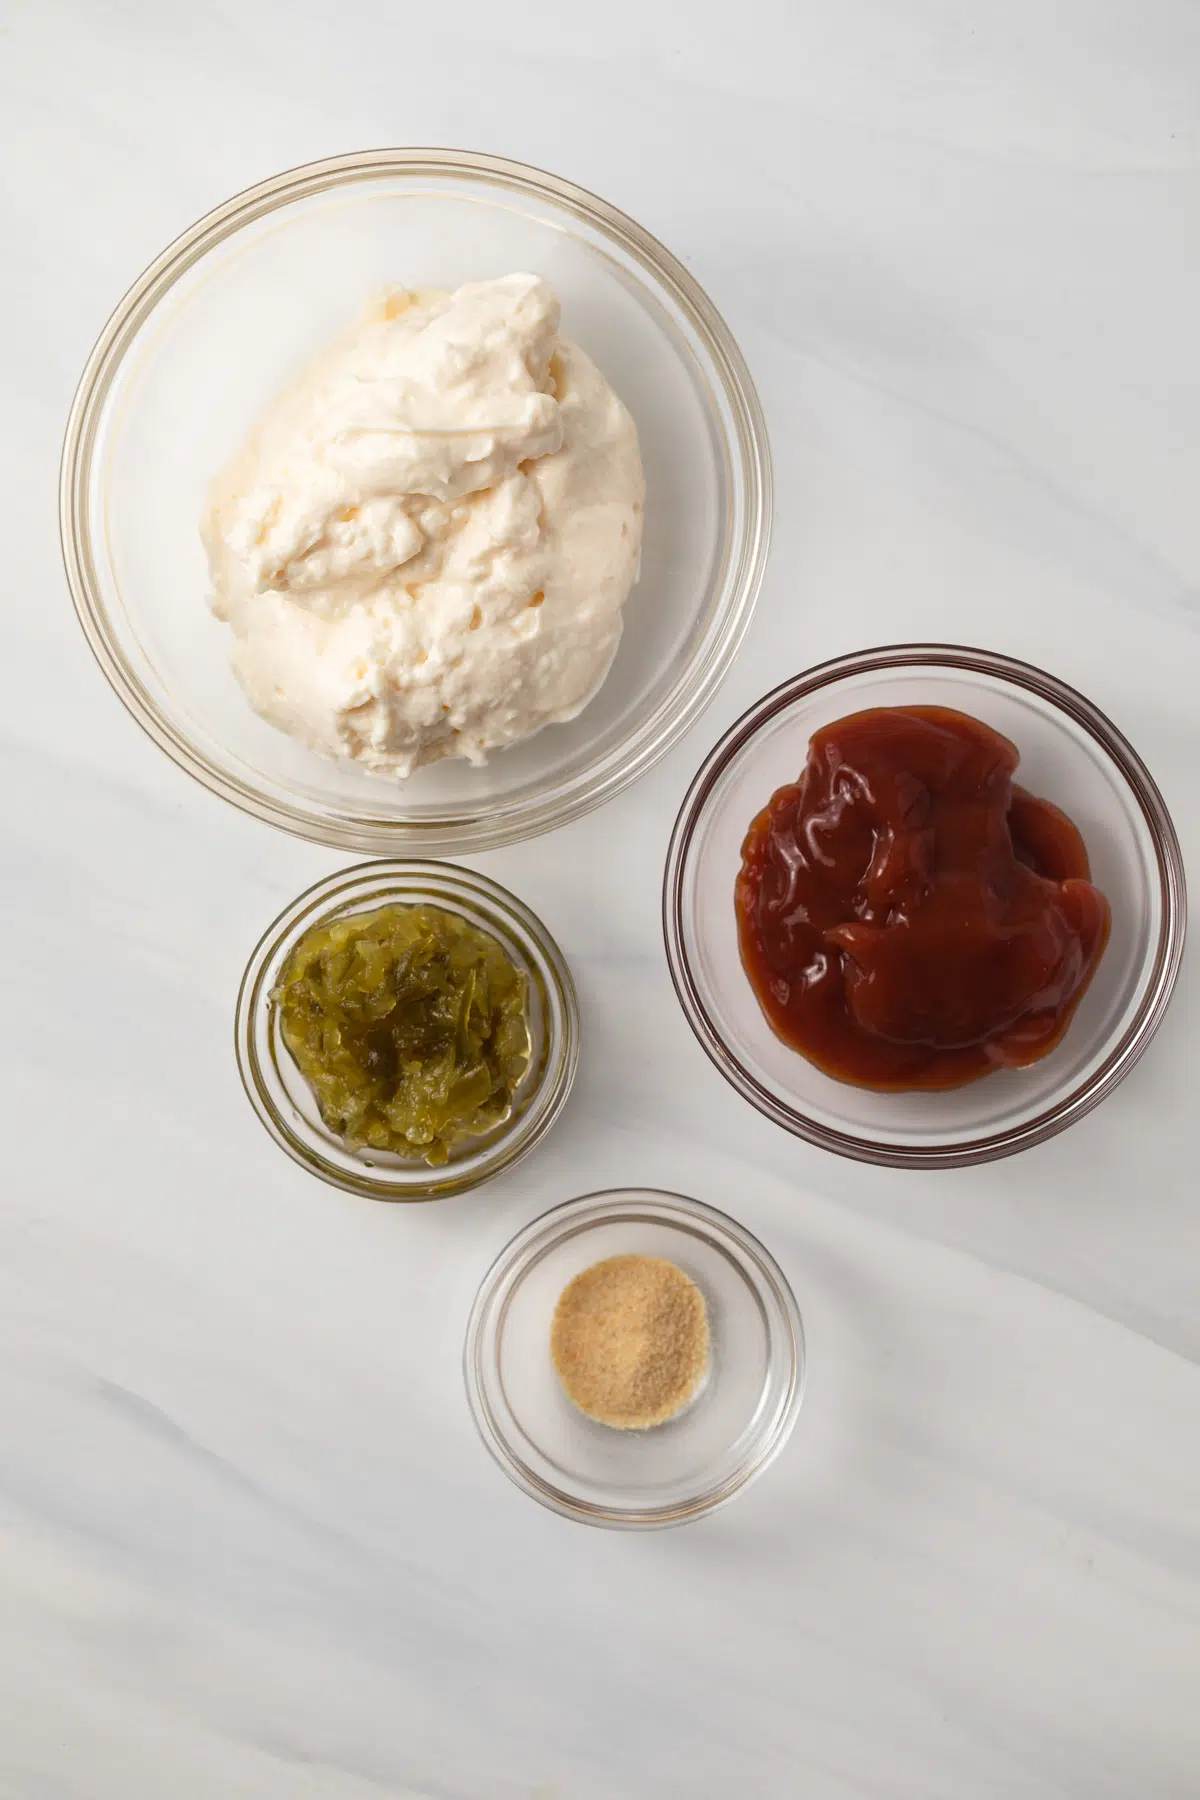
left=60, top=149, right=771, bottom=854
left=664, top=644, right=1186, bottom=1169
left=236, top=860, right=578, bottom=1200
left=464, top=1189, right=805, bottom=1528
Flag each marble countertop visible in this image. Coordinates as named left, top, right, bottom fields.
left=3, top=2, right=1198, bottom=1795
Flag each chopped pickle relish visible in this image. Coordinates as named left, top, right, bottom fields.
left=275, top=902, right=531, bottom=1166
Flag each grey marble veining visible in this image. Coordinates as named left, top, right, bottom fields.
left=1, top=2, right=1198, bottom=1795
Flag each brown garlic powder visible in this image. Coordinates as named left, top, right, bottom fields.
left=550, top=1254, right=710, bottom=1429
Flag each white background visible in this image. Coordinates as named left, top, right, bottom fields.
left=3, top=3, right=1199, bottom=1795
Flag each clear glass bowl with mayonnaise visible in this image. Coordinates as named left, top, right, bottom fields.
left=60, top=150, right=771, bottom=853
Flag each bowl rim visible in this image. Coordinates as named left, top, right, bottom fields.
left=58, top=146, right=772, bottom=854
left=234, top=858, right=579, bottom=1199
left=462, top=1188, right=806, bottom=1528
left=663, top=642, right=1188, bottom=1170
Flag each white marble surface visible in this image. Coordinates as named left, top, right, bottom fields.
left=3, top=2, right=1199, bottom=1794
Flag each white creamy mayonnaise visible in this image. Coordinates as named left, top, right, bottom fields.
left=201, top=273, right=644, bottom=776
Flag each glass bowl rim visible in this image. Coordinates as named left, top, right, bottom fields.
left=662, top=641, right=1188, bottom=1170
left=58, top=145, right=773, bottom=854
left=234, top=857, right=580, bottom=1200
left=462, top=1186, right=806, bottom=1528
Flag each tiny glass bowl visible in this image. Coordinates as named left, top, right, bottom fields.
left=664, top=644, right=1186, bottom=1169
left=60, top=148, right=771, bottom=854
left=235, top=860, right=578, bottom=1200
left=463, top=1189, right=805, bottom=1528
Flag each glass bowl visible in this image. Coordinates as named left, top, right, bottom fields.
left=235, top=860, right=578, bottom=1200
left=664, top=644, right=1186, bottom=1169
left=60, top=148, right=771, bottom=854
left=463, top=1189, right=805, bottom=1528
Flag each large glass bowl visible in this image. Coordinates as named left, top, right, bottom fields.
left=60, top=149, right=771, bottom=853
left=664, top=645, right=1186, bottom=1169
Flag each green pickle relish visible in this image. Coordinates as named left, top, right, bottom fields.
left=275, top=903, right=531, bottom=1166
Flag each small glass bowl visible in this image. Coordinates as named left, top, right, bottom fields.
left=463, top=1189, right=805, bottom=1528
left=60, top=148, right=771, bottom=854
left=235, top=860, right=578, bottom=1200
left=664, top=644, right=1186, bottom=1169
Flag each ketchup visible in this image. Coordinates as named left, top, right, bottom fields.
left=735, top=707, right=1111, bottom=1090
